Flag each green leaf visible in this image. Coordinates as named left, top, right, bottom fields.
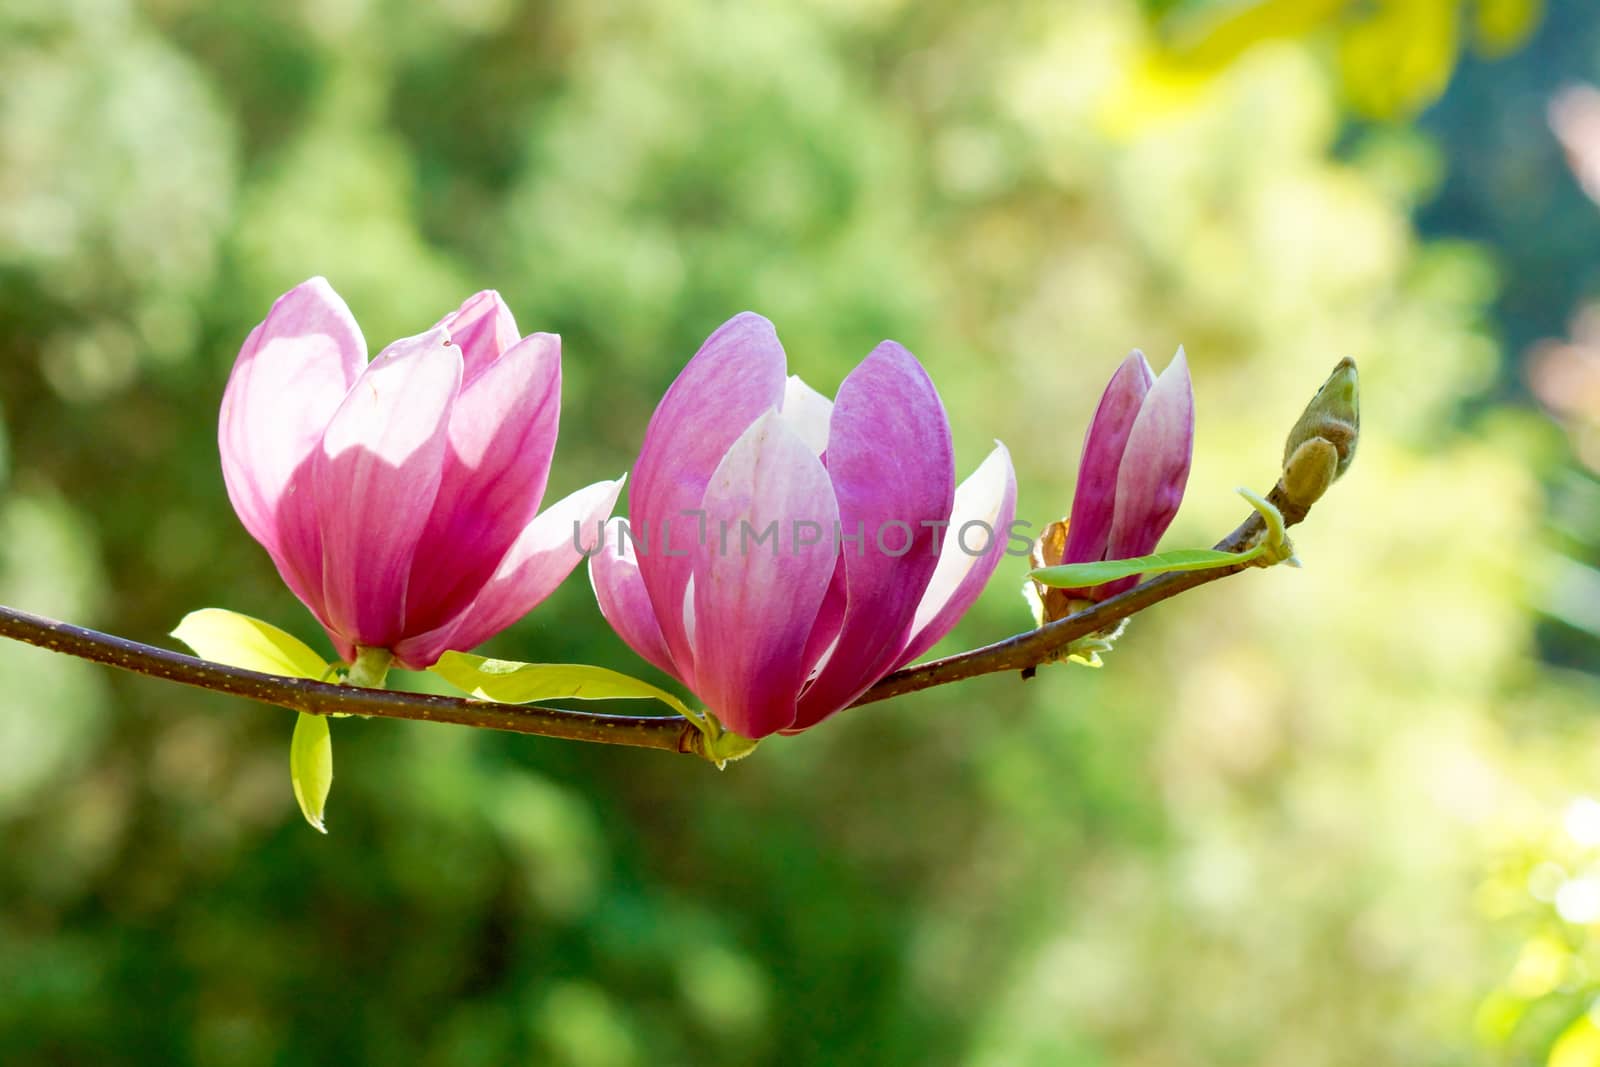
left=172, top=608, right=330, bottom=680
left=1031, top=548, right=1250, bottom=589
left=290, top=711, right=332, bottom=834
left=431, top=651, right=695, bottom=718
left=1549, top=1013, right=1600, bottom=1067
left=1475, top=0, right=1542, bottom=57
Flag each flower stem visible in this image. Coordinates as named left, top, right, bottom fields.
left=345, top=646, right=393, bottom=689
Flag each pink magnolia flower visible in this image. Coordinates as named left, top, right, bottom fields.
left=220, top=277, right=622, bottom=670
left=1551, top=84, right=1600, bottom=207
left=589, top=313, right=1017, bottom=740
left=1033, top=348, right=1194, bottom=610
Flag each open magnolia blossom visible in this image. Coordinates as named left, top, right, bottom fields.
left=219, top=278, right=621, bottom=670
left=1029, top=348, right=1194, bottom=623
left=590, top=312, right=1017, bottom=740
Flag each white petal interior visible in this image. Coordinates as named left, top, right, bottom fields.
left=780, top=374, right=833, bottom=457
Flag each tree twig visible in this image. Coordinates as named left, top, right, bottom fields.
left=0, top=487, right=1301, bottom=757
left=0, top=606, right=706, bottom=755
left=0, top=351, right=1351, bottom=762
left=854, top=485, right=1308, bottom=705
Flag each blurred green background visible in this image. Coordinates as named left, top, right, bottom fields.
left=5, top=0, right=1600, bottom=1063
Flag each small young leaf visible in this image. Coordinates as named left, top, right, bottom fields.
left=290, top=712, right=332, bottom=834
left=1031, top=548, right=1250, bottom=589
left=431, top=652, right=695, bottom=718
left=173, top=608, right=329, bottom=679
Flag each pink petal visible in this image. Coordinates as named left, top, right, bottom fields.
left=897, top=442, right=1018, bottom=666
left=588, top=517, right=679, bottom=680
left=791, top=341, right=955, bottom=730
left=690, top=411, right=840, bottom=739
left=279, top=465, right=342, bottom=653
left=314, top=328, right=461, bottom=652
left=1108, top=347, right=1194, bottom=565
left=402, top=332, right=562, bottom=639
left=393, top=477, right=625, bottom=669
left=437, top=290, right=520, bottom=383
left=1060, top=350, right=1154, bottom=569
left=629, top=313, right=788, bottom=676
left=1551, top=85, right=1600, bottom=207
left=219, top=277, right=366, bottom=610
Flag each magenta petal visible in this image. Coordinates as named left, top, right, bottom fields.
left=278, top=462, right=340, bottom=644
left=690, top=411, right=840, bottom=739
left=630, top=313, right=788, bottom=674
left=791, top=341, right=955, bottom=730
left=1108, top=347, right=1194, bottom=562
left=1060, top=350, right=1154, bottom=568
left=403, top=332, right=562, bottom=638
left=393, top=477, right=625, bottom=669
left=219, top=277, right=366, bottom=610
left=797, top=556, right=847, bottom=683
left=589, top=517, right=679, bottom=681
left=438, top=290, right=520, bottom=383
left=314, top=328, right=461, bottom=651
left=897, top=443, right=1018, bottom=667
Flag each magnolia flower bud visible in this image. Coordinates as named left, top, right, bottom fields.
left=1282, top=357, right=1359, bottom=480
left=1044, top=349, right=1195, bottom=602
left=1281, top=437, right=1341, bottom=509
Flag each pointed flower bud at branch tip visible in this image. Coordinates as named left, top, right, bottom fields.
left=1282, top=357, right=1359, bottom=486
left=1282, top=437, right=1340, bottom=509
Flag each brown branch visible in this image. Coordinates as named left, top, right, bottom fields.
left=0, top=606, right=706, bottom=756
left=0, top=358, right=1348, bottom=761
left=0, top=486, right=1301, bottom=757
left=853, top=485, right=1309, bottom=706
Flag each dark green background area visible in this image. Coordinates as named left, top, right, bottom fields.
left=2, top=1, right=1599, bottom=1064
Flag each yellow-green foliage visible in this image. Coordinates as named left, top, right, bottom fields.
left=1128, top=0, right=1543, bottom=121
left=0, top=1, right=1587, bottom=1065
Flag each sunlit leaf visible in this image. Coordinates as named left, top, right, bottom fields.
left=1338, top=0, right=1459, bottom=118
left=1472, top=990, right=1527, bottom=1047
left=1096, top=57, right=1218, bottom=136
left=289, top=711, right=332, bottom=834
left=1549, top=1013, right=1600, bottom=1067
left=1128, top=0, right=1542, bottom=129
left=1159, top=0, right=1349, bottom=71
left=1108, top=0, right=1346, bottom=134
left=1475, top=0, right=1542, bottom=56
left=1508, top=933, right=1570, bottom=999
left=1030, top=548, right=1249, bottom=589
left=172, top=608, right=330, bottom=680
left=431, top=652, right=695, bottom=718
